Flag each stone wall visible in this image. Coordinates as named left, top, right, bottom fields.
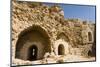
left=12, top=0, right=96, bottom=65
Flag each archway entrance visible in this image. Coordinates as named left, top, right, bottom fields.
left=58, top=44, right=65, bottom=55
left=15, top=25, right=51, bottom=61
left=28, top=45, right=38, bottom=61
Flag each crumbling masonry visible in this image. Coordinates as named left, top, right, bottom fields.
left=12, top=1, right=96, bottom=65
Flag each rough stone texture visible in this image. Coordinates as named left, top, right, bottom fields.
left=11, top=0, right=96, bottom=65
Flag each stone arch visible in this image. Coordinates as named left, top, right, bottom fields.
left=54, top=39, right=69, bottom=55
left=88, top=32, right=92, bottom=42
left=15, top=25, right=51, bottom=61
left=57, top=32, right=70, bottom=42
left=58, top=44, right=65, bottom=55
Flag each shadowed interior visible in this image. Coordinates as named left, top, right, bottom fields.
left=15, top=25, right=51, bottom=61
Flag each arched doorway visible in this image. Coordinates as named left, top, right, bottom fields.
left=15, top=25, right=51, bottom=61
left=27, top=45, right=38, bottom=61
left=58, top=44, right=65, bottom=55
left=88, top=32, right=92, bottom=41
left=54, top=32, right=69, bottom=55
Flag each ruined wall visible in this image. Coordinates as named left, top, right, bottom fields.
left=12, top=0, right=96, bottom=65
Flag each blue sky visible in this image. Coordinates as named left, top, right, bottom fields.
left=44, top=3, right=96, bottom=22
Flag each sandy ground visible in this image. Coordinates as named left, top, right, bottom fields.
left=12, top=54, right=95, bottom=66
left=31, top=54, right=95, bottom=64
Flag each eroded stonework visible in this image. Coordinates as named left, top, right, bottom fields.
left=12, top=0, right=96, bottom=65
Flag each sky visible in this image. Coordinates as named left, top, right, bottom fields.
left=44, top=3, right=96, bottom=23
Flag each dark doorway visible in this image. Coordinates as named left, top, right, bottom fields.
left=88, top=32, right=92, bottom=41
left=88, top=43, right=96, bottom=57
left=27, top=45, right=38, bottom=61
left=58, top=44, right=65, bottom=55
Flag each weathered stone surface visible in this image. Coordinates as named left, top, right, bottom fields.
left=11, top=0, right=96, bottom=65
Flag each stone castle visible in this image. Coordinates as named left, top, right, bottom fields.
left=12, top=0, right=96, bottom=65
